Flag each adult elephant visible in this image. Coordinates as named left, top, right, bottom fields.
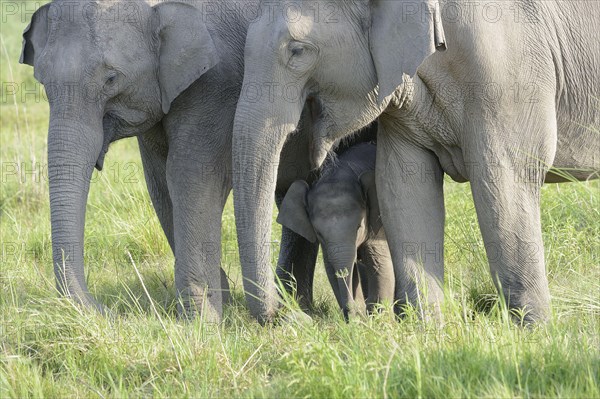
left=232, top=0, right=599, bottom=322
left=20, top=0, right=354, bottom=321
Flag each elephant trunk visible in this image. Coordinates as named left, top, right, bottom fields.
left=232, top=96, right=304, bottom=324
left=323, top=245, right=359, bottom=321
left=47, top=108, right=104, bottom=312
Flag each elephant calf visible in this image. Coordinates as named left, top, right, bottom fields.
left=277, top=142, right=394, bottom=319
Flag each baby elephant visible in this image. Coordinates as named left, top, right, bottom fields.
left=277, top=142, right=394, bottom=319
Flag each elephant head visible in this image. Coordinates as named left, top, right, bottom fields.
left=20, top=0, right=218, bottom=312
left=232, top=0, right=445, bottom=321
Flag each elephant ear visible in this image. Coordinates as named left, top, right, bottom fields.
left=369, top=0, right=446, bottom=104
left=359, top=170, right=383, bottom=235
left=277, top=181, right=317, bottom=243
left=153, top=2, right=219, bottom=114
left=20, top=3, right=51, bottom=79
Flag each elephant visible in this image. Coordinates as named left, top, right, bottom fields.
left=19, top=0, right=342, bottom=321
left=231, top=0, right=600, bottom=323
left=277, top=142, right=395, bottom=320
left=275, top=122, right=378, bottom=312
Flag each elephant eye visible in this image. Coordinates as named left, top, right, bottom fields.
left=105, top=73, right=117, bottom=86
left=286, top=41, right=318, bottom=72
left=291, top=47, right=304, bottom=57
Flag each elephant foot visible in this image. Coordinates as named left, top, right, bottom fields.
left=394, top=273, right=445, bottom=323
left=275, top=265, right=314, bottom=313
left=247, top=295, right=280, bottom=326
left=176, top=285, right=222, bottom=323
left=393, top=302, right=444, bottom=327
left=220, top=267, right=233, bottom=307
left=503, top=288, right=550, bottom=325
left=221, top=289, right=232, bottom=307
left=341, top=300, right=366, bottom=322
left=59, top=285, right=111, bottom=317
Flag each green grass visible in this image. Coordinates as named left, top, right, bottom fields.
left=1, top=4, right=599, bottom=398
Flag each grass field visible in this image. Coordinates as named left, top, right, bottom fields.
left=1, top=4, right=599, bottom=398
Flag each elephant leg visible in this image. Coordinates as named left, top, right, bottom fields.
left=358, top=240, right=395, bottom=314
left=351, top=263, right=366, bottom=312
left=220, top=267, right=231, bottom=306
left=356, top=261, right=369, bottom=301
left=139, top=125, right=231, bottom=308
left=138, top=124, right=175, bottom=249
left=275, top=193, right=319, bottom=311
left=468, top=159, right=551, bottom=323
left=377, top=123, right=445, bottom=320
left=464, top=119, right=554, bottom=323
left=165, top=141, right=231, bottom=321
left=470, top=170, right=550, bottom=323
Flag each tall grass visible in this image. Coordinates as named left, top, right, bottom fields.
left=1, top=3, right=599, bottom=398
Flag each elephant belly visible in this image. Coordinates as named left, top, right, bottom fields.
left=548, top=1, right=600, bottom=181
left=550, top=120, right=599, bottom=182
left=432, top=144, right=469, bottom=183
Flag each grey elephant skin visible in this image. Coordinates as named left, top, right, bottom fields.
left=19, top=0, right=342, bottom=321
left=278, top=142, right=394, bottom=320
left=231, top=0, right=599, bottom=323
